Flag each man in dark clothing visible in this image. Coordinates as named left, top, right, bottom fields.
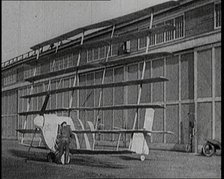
left=96, top=118, right=104, bottom=140
left=57, top=121, right=74, bottom=164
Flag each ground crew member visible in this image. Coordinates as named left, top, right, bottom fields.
left=96, top=118, right=104, bottom=140
left=57, top=121, right=74, bottom=164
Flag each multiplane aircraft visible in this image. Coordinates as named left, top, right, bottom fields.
left=16, top=0, right=179, bottom=163
left=17, top=93, right=175, bottom=163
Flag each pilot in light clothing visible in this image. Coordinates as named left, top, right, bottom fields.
left=57, top=121, right=74, bottom=164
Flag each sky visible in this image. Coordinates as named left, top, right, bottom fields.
left=2, top=0, right=169, bottom=63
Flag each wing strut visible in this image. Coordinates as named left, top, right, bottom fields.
left=25, top=128, right=38, bottom=162
left=129, top=10, right=154, bottom=150
left=68, top=31, right=85, bottom=117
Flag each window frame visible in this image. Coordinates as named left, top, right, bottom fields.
left=214, top=1, right=221, bottom=29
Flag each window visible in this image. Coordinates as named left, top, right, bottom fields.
left=99, top=46, right=106, bottom=59
left=215, top=3, right=221, bottom=28
left=139, top=36, right=147, bottom=49
left=175, top=16, right=184, bottom=39
left=137, top=15, right=184, bottom=49
left=111, top=43, right=119, bottom=56
left=3, top=71, right=17, bottom=86
left=156, top=22, right=165, bottom=44
left=165, top=19, right=174, bottom=41
left=63, top=55, right=69, bottom=69
left=55, top=58, right=63, bottom=71
left=93, top=48, right=99, bottom=60
left=118, top=41, right=131, bottom=55
left=87, top=49, right=93, bottom=62
left=149, top=33, right=156, bottom=46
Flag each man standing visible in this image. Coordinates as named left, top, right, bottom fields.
left=57, top=121, right=74, bottom=164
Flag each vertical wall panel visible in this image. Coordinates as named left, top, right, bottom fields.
left=197, top=49, right=212, bottom=98
left=94, top=71, right=103, bottom=124
left=152, top=108, right=164, bottom=143
left=166, top=56, right=179, bottom=101
left=127, top=64, right=138, bottom=129
left=197, top=102, right=212, bottom=145
left=63, top=78, right=70, bottom=108
left=114, top=67, right=124, bottom=140
left=79, top=74, right=86, bottom=124
left=86, top=73, right=94, bottom=124
left=57, top=80, right=63, bottom=109
left=103, top=69, right=113, bottom=140
left=215, top=47, right=221, bottom=97
left=215, top=102, right=221, bottom=141
left=181, top=103, right=195, bottom=145
left=139, top=61, right=151, bottom=129
left=166, top=105, right=179, bottom=143
left=51, top=81, right=57, bottom=109
left=181, top=53, right=194, bottom=100
left=152, top=59, right=164, bottom=102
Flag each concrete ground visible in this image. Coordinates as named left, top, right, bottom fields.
left=2, top=139, right=221, bottom=178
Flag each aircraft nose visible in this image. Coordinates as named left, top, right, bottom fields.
left=34, top=115, right=44, bottom=128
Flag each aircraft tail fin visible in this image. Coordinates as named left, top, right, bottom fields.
left=130, top=108, right=154, bottom=155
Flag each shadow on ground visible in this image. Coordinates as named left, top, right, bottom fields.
left=9, top=149, right=126, bottom=169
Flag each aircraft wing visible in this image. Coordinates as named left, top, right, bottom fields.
left=21, top=77, right=168, bottom=98
left=72, top=129, right=175, bottom=135
left=18, top=104, right=164, bottom=116
left=16, top=129, right=41, bottom=134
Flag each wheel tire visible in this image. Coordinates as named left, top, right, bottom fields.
left=202, top=143, right=215, bottom=157
left=47, top=152, right=56, bottom=163
left=186, top=144, right=191, bottom=153
left=60, top=153, right=71, bottom=164
left=140, top=155, right=145, bottom=161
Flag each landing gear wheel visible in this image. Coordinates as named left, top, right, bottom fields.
left=202, top=143, right=215, bottom=157
left=140, top=155, right=145, bottom=161
left=186, top=144, right=191, bottom=153
left=47, top=152, right=56, bottom=163
left=61, top=153, right=71, bottom=164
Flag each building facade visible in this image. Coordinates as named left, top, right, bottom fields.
left=2, top=0, right=221, bottom=152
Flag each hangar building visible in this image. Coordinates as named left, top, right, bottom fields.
left=2, top=0, right=221, bottom=153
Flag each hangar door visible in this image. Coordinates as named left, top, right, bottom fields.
left=2, top=90, right=18, bottom=139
